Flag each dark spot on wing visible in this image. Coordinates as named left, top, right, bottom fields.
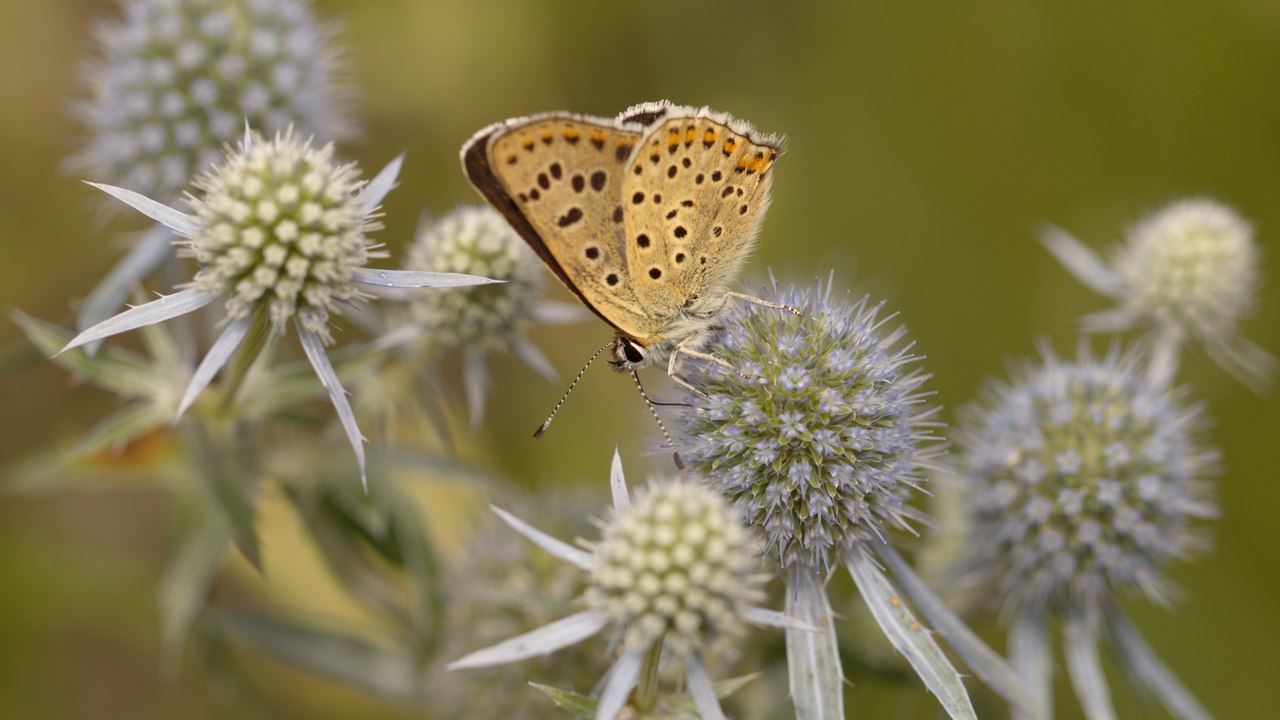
left=590, top=170, right=607, bottom=191
left=557, top=207, right=583, bottom=227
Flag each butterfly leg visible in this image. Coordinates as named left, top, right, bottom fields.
left=668, top=371, right=710, bottom=398
left=668, top=338, right=735, bottom=397
left=724, top=291, right=804, bottom=316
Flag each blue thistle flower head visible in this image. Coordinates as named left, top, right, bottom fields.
left=677, top=277, right=940, bottom=571
left=72, top=0, right=352, bottom=203
left=959, top=343, right=1218, bottom=615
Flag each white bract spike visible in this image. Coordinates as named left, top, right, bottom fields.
left=77, top=224, right=175, bottom=354
left=356, top=153, right=404, bottom=215
left=785, top=567, right=844, bottom=720
left=609, top=448, right=630, bottom=511
left=847, top=551, right=977, bottom=720
left=176, top=315, right=252, bottom=418
left=686, top=655, right=726, bottom=720
left=491, top=506, right=593, bottom=571
left=86, top=182, right=201, bottom=237
left=1038, top=224, right=1126, bottom=296
left=350, top=267, right=501, bottom=288
left=595, top=650, right=644, bottom=720
left=510, top=336, right=558, bottom=382
left=297, top=325, right=367, bottom=492
left=743, top=606, right=817, bottom=632
left=1010, top=609, right=1053, bottom=720
left=448, top=610, right=608, bottom=670
left=1105, top=608, right=1210, bottom=720
left=878, top=542, right=1046, bottom=720
left=60, top=288, right=219, bottom=354
left=1063, top=607, right=1116, bottom=720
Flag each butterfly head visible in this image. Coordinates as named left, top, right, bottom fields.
left=609, top=336, right=652, bottom=370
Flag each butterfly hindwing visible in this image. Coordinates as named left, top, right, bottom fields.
left=621, top=111, right=782, bottom=323
left=463, top=114, right=651, bottom=339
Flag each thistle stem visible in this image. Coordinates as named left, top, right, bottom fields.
left=633, top=637, right=665, bottom=713
left=219, top=307, right=272, bottom=414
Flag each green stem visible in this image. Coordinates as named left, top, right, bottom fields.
left=184, top=414, right=261, bottom=568
left=633, top=638, right=665, bottom=713
left=219, top=308, right=272, bottom=415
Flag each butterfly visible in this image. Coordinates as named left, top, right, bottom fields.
left=461, top=100, right=796, bottom=441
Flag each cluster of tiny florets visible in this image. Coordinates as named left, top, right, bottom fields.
left=185, top=128, right=376, bottom=341
left=74, top=0, right=350, bottom=202
left=1115, top=198, right=1259, bottom=343
left=960, top=347, right=1218, bottom=614
left=679, top=281, right=938, bottom=571
left=584, top=481, right=763, bottom=660
left=407, top=206, right=545, bottom=352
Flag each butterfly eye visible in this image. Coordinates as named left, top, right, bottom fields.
left=622, top=339, right=646, bottom=364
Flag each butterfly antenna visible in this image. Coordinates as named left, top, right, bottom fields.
left=533, top=340, right=614, bottom=439
left=629, top=369, right=685, bottom=470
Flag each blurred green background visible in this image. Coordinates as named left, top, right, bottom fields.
left=2, top=0, right=1277, bottom=718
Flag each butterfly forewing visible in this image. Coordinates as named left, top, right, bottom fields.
left=464, top=116, right=651, bottom=339
left=621, top=114, right=781, bottom=322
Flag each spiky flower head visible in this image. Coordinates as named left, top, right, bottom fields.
left=184, top=127, right=377, bottom=342
left=960, top=344, right=1218, bottom=615
left=407, top=206, right=546, bottom=352
left=678, top=279, right=939, bottom=571
left=1041, top=197, right=1272, bottom=390
left=73, top=0, right=350, bottom=203
left=584, top=481, right=764, bottom=660
left=1116, top=198, right=1259, bottom=346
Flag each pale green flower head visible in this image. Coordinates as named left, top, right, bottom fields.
left=584, top=481, right=765, bottom=661
left=61, top=128, right=499, bottom=489
left=1042, top=197, right=1273, bottom=390
left=408, top=206, right=546, bottom=352
left=73, top=0, right=351, bottom=203
left=1117, top=199, right=1258, bottom=347
left=449, top=452, right=800, bottom=720
left=185, top=127, right=373, bottom=341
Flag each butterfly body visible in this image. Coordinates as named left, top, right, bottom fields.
left=461, top=100, right=783, bottom=373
